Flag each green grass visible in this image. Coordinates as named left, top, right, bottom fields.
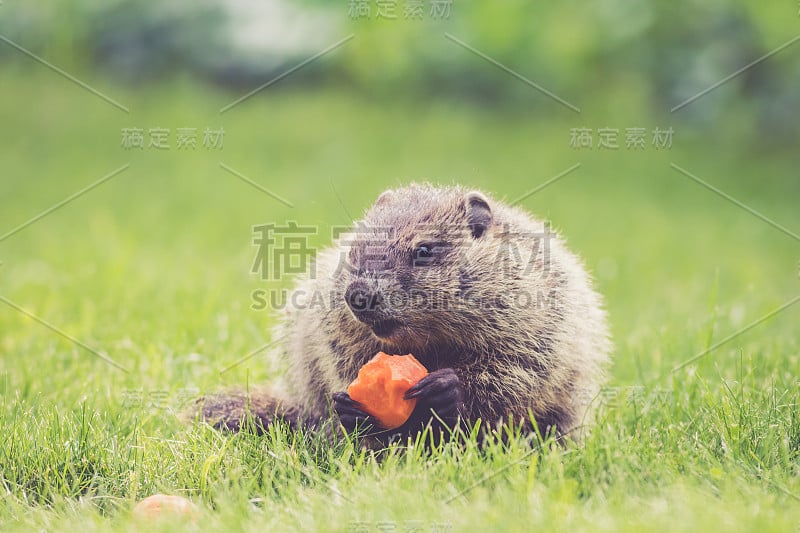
left=1, top=70, right=799, bottom=532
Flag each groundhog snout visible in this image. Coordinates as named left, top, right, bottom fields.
left=344, top=280, right=387, bottom=322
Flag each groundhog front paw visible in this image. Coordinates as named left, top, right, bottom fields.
left=404, top=368, right=464, bottom=425
left=332, top=391, right=381, bottom=435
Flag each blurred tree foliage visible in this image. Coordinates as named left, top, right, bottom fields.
left=0, top=0, right=797, bottom=140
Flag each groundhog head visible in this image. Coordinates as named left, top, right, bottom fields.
left=336, top=184, right=521, bottom=353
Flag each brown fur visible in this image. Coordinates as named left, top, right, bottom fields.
left=195, top=184, right=611, bottom=442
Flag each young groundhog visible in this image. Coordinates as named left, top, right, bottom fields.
left=198, top=184, right=611, bottom=443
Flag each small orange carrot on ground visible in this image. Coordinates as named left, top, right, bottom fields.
left=133, top=494, right=198, bottom=521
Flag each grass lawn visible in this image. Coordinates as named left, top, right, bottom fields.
left=1, top=70, right=799, bottom=532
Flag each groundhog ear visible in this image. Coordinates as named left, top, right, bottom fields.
left=465, top=191, right=492, bottom=238
left=375, top=189, right=394, bottom=206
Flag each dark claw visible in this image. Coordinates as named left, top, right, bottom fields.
left=404, top=368, right=464, bottom=425
left=404, top=368, right=461, bottom=400
left=332, top=391, right=362, bottom=409
left=417, top=390, right=462, bottom=412
left=332, top=391, right=380, bottom=433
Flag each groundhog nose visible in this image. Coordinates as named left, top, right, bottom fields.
left=344, top=281, right=384, bottom=317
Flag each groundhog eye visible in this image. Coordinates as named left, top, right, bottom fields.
left=411, top=244, right=434, bottom=266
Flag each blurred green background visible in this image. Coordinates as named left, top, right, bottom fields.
left=1, top=0, right=798, bottom=404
